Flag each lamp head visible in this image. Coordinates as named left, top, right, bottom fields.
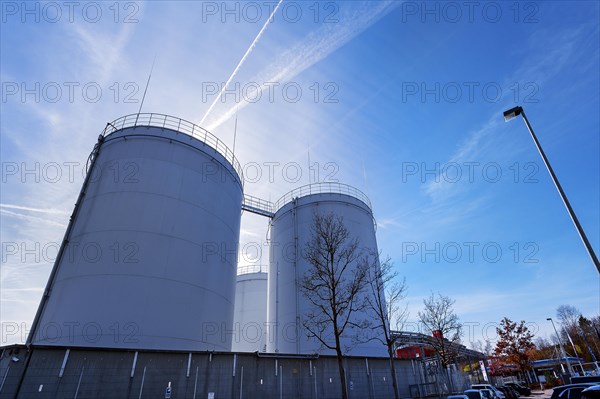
left=546, top=318, right=552, bottom=321
left=503, top=106, right=523, bottom=122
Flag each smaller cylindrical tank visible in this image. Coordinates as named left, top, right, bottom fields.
left=266, top=183, right=387, bottom=357
left=232, top=265, right=268, bottom=353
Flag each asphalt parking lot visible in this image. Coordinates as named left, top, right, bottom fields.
left=531, top=389, right=554, bottom=399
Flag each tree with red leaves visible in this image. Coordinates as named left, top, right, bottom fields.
left=493, top=318, right=535, bottom=374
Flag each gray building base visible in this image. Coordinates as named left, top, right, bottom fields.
left=0, top=345, right=419, bottom=399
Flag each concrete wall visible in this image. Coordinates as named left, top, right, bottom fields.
left=1, top=346, right=419, bottom=399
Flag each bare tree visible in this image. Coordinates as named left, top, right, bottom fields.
left=418, top=293, right=463, bottom=369
left=556, top=305, right=585, bottom=359
left=557, top=304, right=581, bottom=328
left=365, top=254, right=408, bottom=399
left=471, top=339, right=493, bottom=357
left=300, top=212, right=370, bottom=399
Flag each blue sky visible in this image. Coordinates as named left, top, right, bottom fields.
left=1, top=1, right=599, bottom=348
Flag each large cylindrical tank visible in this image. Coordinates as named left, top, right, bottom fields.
left=266, top=183, right=387, bottom=357
left=32, top=114, right=243, bottom=351
left=232, top=265, right=268, bottom=353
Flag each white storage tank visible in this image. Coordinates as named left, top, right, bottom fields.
left=232, top=265, right=268, bottom=353
left=266, top=183, right=387, bottom=357
left=31, top=114, right=243, bottom=351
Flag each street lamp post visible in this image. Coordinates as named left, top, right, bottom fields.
left=547, top=317, right=574, bottom=376
left=503, top=106, right=600, bottom=275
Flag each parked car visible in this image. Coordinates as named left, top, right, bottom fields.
left=551, top=384, right=600, bottom=399
left=472, top=384, right=506, bottom=399
left=465, top=389, right=486, bottom=399
left=582, top=386, right=600, bottom=399
left=506, top=382, right=531, bottom=396
left=505, top=385, right=521, bottom=398
left=497, top=386, right=518, bottom=399
left=448, top=395, right=469, bottom=399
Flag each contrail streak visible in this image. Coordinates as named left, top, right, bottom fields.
left=199, top=0, right=283, bottom=125
left=0, top=203, right=69, bottom=215
left=204, top=1, right=399, bottom=132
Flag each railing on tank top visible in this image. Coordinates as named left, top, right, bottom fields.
left=100, top=117, right=375, bottom=227
left=242, top=183, right=373, bottom=227
left=102, top=113, right=244, bottom=186
left=236, top=264, right=268, bottom=275
left=272, top=182, right=372, bottom=213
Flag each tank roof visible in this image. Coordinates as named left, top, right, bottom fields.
left=237, top=264, right=268, bottom=275
left=272, top=182, right=372, bottom=213
left=102, top=113, right=243, bottom=185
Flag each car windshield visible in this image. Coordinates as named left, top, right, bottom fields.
left=466, top=392, right=481, bottom=399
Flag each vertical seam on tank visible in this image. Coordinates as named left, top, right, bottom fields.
left=275, top=259, right=279, bottom=353
left=293, top=197, right=300, bottom=354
